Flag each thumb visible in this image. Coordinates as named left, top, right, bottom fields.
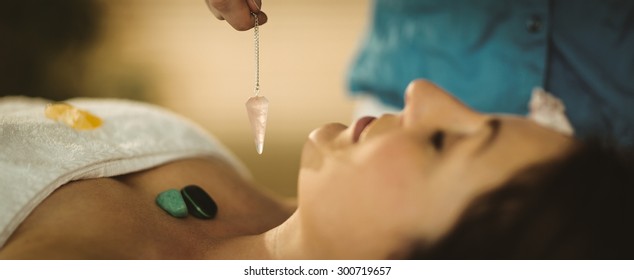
left=247, top=0, right=262, bottom=12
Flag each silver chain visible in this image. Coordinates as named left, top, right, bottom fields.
left=252, top=12, right=260, bottom=96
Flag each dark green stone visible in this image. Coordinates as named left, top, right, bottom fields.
left=156, top=189, right=188, bottom=218
left=181, top=185, right=217, bottom=219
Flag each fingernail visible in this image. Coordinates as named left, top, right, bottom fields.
left=250, top=0, right=260, bottom=11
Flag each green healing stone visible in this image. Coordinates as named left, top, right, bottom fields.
left=155, top=189, right=188, bottom=218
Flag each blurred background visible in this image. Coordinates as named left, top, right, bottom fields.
left=0, top=0, right=370, bottom=197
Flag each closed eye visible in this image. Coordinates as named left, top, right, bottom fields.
left=474, top=118, right=501, bottom=154
left=431, top=131, right=445, bottom=150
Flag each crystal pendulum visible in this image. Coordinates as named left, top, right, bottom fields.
left=245, top=12, right=268, bottom=154
left=246, top=95, right=268, bottom=154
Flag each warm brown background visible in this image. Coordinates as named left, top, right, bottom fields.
left=83, top=0, right=370, bottom=197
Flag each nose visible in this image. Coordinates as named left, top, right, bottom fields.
left=403, top=80, right=486, bottom=133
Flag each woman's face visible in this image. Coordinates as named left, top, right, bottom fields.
left=296, top=80, right=576, bottom=258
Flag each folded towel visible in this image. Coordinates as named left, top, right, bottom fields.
left=0, top=96, right=249, bottom=248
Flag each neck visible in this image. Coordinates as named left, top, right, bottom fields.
left=207, top=210, right=393, bottom=259
left=205, top=212, right=310, bottom=259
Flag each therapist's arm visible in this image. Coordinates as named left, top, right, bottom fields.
left=205, top=0, right=267, bottom=31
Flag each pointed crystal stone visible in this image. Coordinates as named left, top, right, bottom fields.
left=245, top=95, right=269, bottom=154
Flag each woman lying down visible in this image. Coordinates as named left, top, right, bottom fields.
left=0, top=80, right=631, bottom=259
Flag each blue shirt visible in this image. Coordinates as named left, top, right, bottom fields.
left=348, top=0, right=634, bottom=146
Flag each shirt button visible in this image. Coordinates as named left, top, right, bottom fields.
left=526, top=15, right=543, bottom=33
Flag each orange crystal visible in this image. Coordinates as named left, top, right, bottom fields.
left=44, top=103, right=103, bottom=130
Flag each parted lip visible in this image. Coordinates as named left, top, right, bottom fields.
left=352, top=116, right=376, bottom=143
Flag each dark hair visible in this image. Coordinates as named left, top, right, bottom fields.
left=410, top=140, right=634, bottom=259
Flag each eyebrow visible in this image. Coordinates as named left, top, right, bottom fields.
left=475, top=119, right=501, bottom=155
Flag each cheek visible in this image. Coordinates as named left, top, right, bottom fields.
left=297, top=137, right=432, bottom=239
left=355, top=138, right=433, bottom=191
left=300, top=136, right=429, bottom=201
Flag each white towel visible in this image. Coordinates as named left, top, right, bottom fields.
left=0, top=96, right=249, bottom=248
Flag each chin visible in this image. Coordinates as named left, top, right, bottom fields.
left=299, top=139, right=324, bottom=172
left=308, top=123, right=348, bottom=144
